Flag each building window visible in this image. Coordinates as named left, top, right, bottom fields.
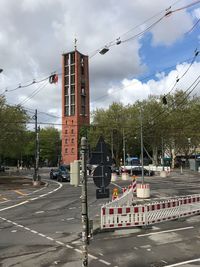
left=71, top=105, right=75, bottom=115
left=71, top=148, right=74, bottom=154
left=71, top=128, right=74, bottom=134
left=81, top=87, right=85, bottom=95
left=65, top=138, right=68, bottom=144
left=81, top=106, right=86, bottom=116
left=64, top=76, right=69, bottom=85
left=70, top=53, right=75, bottom=64
left=65, top=148, right=68, bottom=154
left=71, top=85, right=75, bottom=94
left=81, top=57, right=84, bottom=75
left=65, top=66, right=69, bottom=74
left=64, top=86, right=69, bottom=96
left=71, top=75, right=75, bottom=84
left=65, top=106, right=69, bottom=116
left=71, top=138, right=74, bottom=144
left=64, top=55, right=69, bottom=66
left=65, top=129, right=68, bottom=134
left=71, top=95, right=75, bottom=105
left=65, top=96, right=69, bottom=105
left=71, top=65, right=75, bottom=74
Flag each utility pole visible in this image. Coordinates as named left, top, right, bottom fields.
left=81, top=137, right=89, bottom=267
left=123, top=128, right=126, bottom=168
left=111, top=130, right=114, bottom=159
left=33, top=109, right=40, bottom=184
left=161, top=137, right=164, bottom=171
left=140, top=109, right=144, bottom=184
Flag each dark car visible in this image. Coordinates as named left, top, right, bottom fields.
left=50, top=169, right=60, bottom=179
left=0, top=166, right=5, bottom=172
left=129, top=167, right=154, bottom=176
left=50, top=167, right=70, bottom=182
left=57, top=169, right=70, bottom=182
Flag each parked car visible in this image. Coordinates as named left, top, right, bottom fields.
left=50, top=169, right=60, bottom=179
left=128, top=166, right=154, bottom=176
left=50, top=167, right=70, bottom=182
left=0, top=166, right=5, bottom=172
left=57, top=169, right=70, bottom=182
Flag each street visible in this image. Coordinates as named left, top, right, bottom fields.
left=0, top=169, right=199, bottom=267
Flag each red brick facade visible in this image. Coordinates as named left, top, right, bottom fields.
left=61, top=50, right=90, bottom=164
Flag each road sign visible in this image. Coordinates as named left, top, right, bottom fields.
left=93, top=165, right=111, bottom=188
left=89, top=136, right=112, bottom=165
left=96, top=188, right=110, bottom=199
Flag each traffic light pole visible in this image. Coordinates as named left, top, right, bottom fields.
left=81, top=137, right=89, bottom=267
left=140, top=109, right=144, bottom=184
left=33, top=109, right=40, bottom=185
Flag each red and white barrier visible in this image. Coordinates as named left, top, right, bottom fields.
left=136, top=183, right=150, bottom=198
left=101, top=194, right=200, bottom=229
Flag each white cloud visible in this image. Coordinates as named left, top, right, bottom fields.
left=92, top=61, right=200, bottom=109
left=0, top=0, right=199, bottom=127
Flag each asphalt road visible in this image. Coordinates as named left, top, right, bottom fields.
left=0, top=169, right=199, bottom=267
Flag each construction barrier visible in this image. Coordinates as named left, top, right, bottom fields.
left=136, top=183, right=150, bottom=198
left=101, top=194, right=200, bottom=229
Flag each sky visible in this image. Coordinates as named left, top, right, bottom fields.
left=0, top=0, right=200, bottom=128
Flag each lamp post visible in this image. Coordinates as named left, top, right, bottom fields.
left=140, top=109, right=144, bottom=184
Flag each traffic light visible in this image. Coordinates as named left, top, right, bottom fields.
left=162, top=95, right=167, bottom=105
left=49, top=74, right=58, bottom=84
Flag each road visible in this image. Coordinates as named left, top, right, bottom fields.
left=0, top=169, right=199, bottom=266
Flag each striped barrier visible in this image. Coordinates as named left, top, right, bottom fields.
left=101, top=194, right=200, bottom=229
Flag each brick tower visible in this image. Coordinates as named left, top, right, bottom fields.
left=61, top=50, right=90, bottom=164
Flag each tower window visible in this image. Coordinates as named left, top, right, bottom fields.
left=65, top=106, right=69, bottom=116
left=71, top=105, right=75, bottom=115
left=64, top=76, right=69, bottom=85
left=71, top=65, right=75, bottom=74
left=71, top=95, right=75, bottom=105
left=71, top=75, right=75, bottom=84
left=71, top=138, right=74, bottom=144
left=71, top=148, right=74, bottom=154
left=70, top=53, right=75, bottom=64
left=65, top=138, right=68, bottom=144
left=65, top=148, right=68, bottom=154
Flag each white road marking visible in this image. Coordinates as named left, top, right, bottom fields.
left=99, top=259, right=111, bottom=265
left=66, top=218, right=74, bottom=221
left=137, top=226, right=194, bottom=237
left=38, top=233, right=46, bottom=237
left=69, top=207, right=76, bottom=210
left=99, top=253, right=104, bottom=256
left=66, top=244, right=73, bottom=249
left=56, top=241, right=65, bottom=245
left=75, top=248, right=82, bottom=253
left=88, top=254, right=98, bottom=260
left=46, top=236, right=54, bottom=241
left=0, top=216, right=112, bottom=266
left=164, top=258, right=200, bottom=266
left=161, top=260, right=168, bottom=264
left=30, top=230, right=38, bottom=234
left=35, top=211, right=44, bottom=214
left=0, top=201, right=29, bottom=212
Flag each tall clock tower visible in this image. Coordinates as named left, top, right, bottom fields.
left=61, top=50, right=90, bottom=164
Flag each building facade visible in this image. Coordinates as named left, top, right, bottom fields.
left=61, top=50, right=90, bottom=164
